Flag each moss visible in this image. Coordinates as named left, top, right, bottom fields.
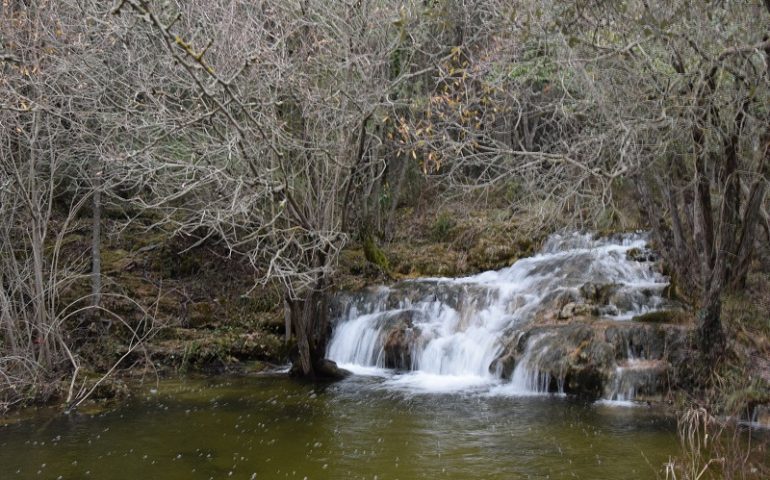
left=362, top=233, right=390, bottom=272
left=235, top=290, right=281, bottom=314
left=101, top=248, right=132, bottom=273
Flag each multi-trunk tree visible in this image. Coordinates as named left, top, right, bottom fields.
left=552, top=0, right=770, bottom=365
left=112, top=0, right=453, bottom=376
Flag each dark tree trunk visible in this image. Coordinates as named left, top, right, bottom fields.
left=731, top=180, right=767, bottom=290
left=695, top=296, right=725, bottom=368
left=91, top=160, right=103, bottom=329
left=730, top=132, right=769, bottom=290
left=289, top=273, right=333, bottom=378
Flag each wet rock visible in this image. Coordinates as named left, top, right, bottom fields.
left=607, top=287, right=668, bottom=313
left=331, top=280, right=501, bottom=328
left=314, top=359, right=352, bottom=380
left=493, top=321, right=691, bottom=400
left=604, top=360, right=667, bottom=401
left=595, top=305, right=620, bottom=317
left=558, top=302, right=592, bottom=320
left=382, top=322, right=419, bottom=370
left=540, top=288, right=579, bottom=311
left=626, top=247, right=657, bottom=262
left=579, top=282, right=619, bottom=305
left=603, top=323, right=689, bottom=360
left=489, top=350, right=517, bottom=378
left=565, top=367, right=605, bottom=398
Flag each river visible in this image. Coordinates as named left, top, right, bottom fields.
left=0, top=373, right=677, bottom=479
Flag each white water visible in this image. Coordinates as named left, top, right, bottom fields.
left=488, top=333, right=566, bottom=397
left=328, top=232, right=670, bottom=397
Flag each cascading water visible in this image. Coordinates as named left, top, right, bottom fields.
left=505, top=333, right=563, bottom=395
left=327, top=232, right=673, bottom=399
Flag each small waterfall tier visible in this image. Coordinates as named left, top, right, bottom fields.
left=327, top=232, right=687, bottom=400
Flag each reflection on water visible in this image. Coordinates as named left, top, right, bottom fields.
left=0, top=373, right=676, bottom=479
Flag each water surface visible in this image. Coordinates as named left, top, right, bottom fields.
left=0, top=373, right=677, bottom=479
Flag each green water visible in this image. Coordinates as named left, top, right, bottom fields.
left=0, top=373, right=678, bottom=479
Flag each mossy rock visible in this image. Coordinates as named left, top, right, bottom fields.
left=178, top=339, right=231, bottom=372
left=468, top=239, right=518, bottom=271
left=409, top=246, right=461, bottom=277
left=363, top=234, right=390, bottom=272
left=467, top=235, right=539, bottom=272
left=339, top=248, right=368, bottom=275
left=226, top=332, right=284, bottom=361
left=88, top=378, right=130, bottom=402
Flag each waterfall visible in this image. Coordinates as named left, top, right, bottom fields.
left=505, top=333, right=564, bottom=395
left=327, top=232, right=672, bottom=397
left=606, top=364, right=639, bottom=402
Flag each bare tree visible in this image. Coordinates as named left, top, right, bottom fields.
left=111, top=0, right=447, bottom=376
left=0, top=0, right=165, bottom=409
left=548, top=0, right=770, bottom=364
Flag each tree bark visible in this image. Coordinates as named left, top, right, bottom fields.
left=696, top=296, right=725, bottom=368
left=730, top=180, right=767, bottom=290
left=290, top=287, right=330, bottom=378
left=91, top=163, right=102, bottom=321
left=283, top=296, right=292, bottom=344
left=730, top=134, right=769, bottom=290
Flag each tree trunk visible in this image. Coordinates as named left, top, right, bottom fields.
left=283, top=296, right=292, bottom=344
left=695, top=295, right=725, bottom=368
left=91, top=164, right=102, bottom=320
left=289, top=286, right=331, bottom=378
left=730, top=180, right=767, bottom=290
left=384, top=152, right=410, bottom=241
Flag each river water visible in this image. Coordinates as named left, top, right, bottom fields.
left=0, top=373, right=676, bottom=480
